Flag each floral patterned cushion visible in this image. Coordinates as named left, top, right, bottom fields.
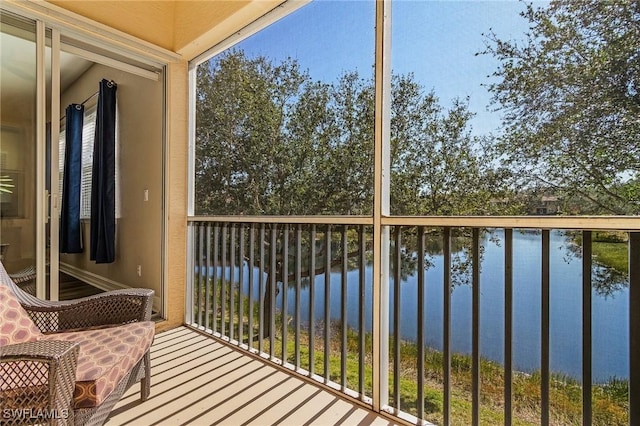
left=39, top=321, right=155, bottom=408
left=0, top=279, right=42, bottom=346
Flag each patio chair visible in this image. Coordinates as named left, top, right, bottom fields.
left=0, top=261, right=155, bottom=426
left=8, top=264, right=37, bottom=295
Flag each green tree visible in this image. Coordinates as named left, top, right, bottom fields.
left=482, top=0, right=640, bottom=214
left=195, top=51, right=308, bottom=215
left=390, top=74, right=517, bottom=216
left=196, top=51, right=375, bottom=216
left=196, top=50, right=512, bottom=217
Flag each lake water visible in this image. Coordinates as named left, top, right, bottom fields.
left=209, top=229, right=629, bottom=383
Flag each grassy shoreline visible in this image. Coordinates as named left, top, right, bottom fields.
left=250, top=319, right=629, bottom=425
left=572, top=231, right=628, bottom=274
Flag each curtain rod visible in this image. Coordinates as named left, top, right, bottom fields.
left=60, top=79, right=116, bottom=121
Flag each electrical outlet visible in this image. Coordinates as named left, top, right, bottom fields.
left=137, top=265, right=142, bottom=277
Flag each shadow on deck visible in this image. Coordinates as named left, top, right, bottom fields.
left=107, top=327, right=398, bottom=426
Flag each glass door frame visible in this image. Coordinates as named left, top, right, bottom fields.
left=32, top=20, right=61, bottom=300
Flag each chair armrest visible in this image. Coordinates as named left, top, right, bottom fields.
left=22, top=289, right=154, bottom=333
left=0, top=340, right=79, bottom=422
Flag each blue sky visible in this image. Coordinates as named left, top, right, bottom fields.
left=235, top=0, right=545, bottom=135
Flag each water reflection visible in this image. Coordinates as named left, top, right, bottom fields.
left=200, top=228, right=629, bottom=381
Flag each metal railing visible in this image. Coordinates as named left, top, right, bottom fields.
left=187, top=219, right=374, bottom=400
left=186, top=216, right=640, bottom=426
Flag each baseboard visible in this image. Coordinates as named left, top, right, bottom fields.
left=59, top=262, right=161, bottom=311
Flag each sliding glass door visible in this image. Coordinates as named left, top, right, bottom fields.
left=1, top=6, right=167, bottom=316
left=0, top=11, right=74, bottom=300
left=0, top=13, right=44, bottom=293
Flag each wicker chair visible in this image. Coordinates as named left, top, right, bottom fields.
left=0, top=261, right=155, bottom=426
left=8, top=265, right=37, bottom=295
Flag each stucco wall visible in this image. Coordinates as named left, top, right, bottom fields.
left=161, top=60, right=188, bottom=331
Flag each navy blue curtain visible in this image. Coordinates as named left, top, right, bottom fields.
left=60, top=104, right=84, bottom=253
left=90, top=80, right=117, bottom=263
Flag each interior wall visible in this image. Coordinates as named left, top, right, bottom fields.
left=59, top=63, right=164, bottom=311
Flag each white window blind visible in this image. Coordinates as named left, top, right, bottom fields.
left=58, top=107, right=97, bottom=219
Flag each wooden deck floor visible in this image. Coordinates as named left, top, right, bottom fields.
left=107, top=327, right=398, bottom=426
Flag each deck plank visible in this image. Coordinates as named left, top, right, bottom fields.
left=107, top=327, right=397, bottom=426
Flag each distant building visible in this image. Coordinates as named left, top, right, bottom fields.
left=531, top=195, right=560, bottom=215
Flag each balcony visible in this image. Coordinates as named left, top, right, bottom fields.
left=178, top=216, right=638, bottom=426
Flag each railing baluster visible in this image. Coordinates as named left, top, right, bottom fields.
left=282, top=225, right=289, bottom=364
left=186, top=223, right=195, bottom=324
left=295, top=224, right=302, bottom=369
left=212, top=224, right=219, bottom=334
left=230, top=224, right=236, bottom=342
left=359, top=225, right=366, bottom=398
left=195, top=224, right=201, bottom=326
left=393, top=226, right=401, bottom=409
left=248, top=224, right=255, bottom=349
left=239, top=224, right=245, bottom=343
left=341, top=226, right=348, bottom=390
left=582, top=230, right=592, bottom=426
left=205, top=224, right=212, bottom=331
left=221, top=224, right=228, bottom=337
left=629, top=232, right=640, bottom=425
left=310, top=225, right=316, bottom=376
left=504, top=228, right=513, bottom=426
left=197, top=222, right=204, bottom=328
left=443, top=226, right=451, bottom=425
left=259, top=224, right=265, bottom=354
left=270, top=225, right=278, bottom=359
left=541, top=229, right=550, bottom=425
left=417, top=226, right=425, bottom=419
left=472, top=227, right=481, bottom=426
left=324, top=226, right=332, bottom=382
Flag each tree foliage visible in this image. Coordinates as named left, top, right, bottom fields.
left=482, top=0, right=640, bottom=214
left=196, top=50, right=509, bottom=217
left=390, top=74, right=517, bottom=215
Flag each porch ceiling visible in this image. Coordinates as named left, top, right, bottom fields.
left=45, top=0, right=284, bottom=59
left=108, top=327, right=398, bottom=425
